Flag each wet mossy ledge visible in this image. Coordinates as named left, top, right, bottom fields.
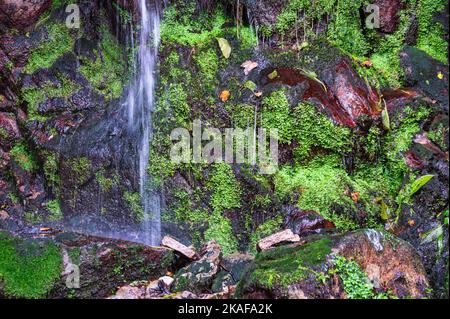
left=235, top=229, right=430, bottom=299
left=0, top=231, right=176, bottom=299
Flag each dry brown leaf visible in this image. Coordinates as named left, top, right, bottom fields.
left=241, top=60, right=258, bottom=75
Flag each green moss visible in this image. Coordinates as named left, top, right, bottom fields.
left=160, top=82, right=191, bottom=127
left=203, top=163, right=242, bottom=255
left=45, top=199, right=63, bottom=222
left=193, top=47, right=220, bottom=101
left=0, top=127, right=8, bottom=140
left=24, top=23, right=75, bottom=74
left=21, top=74, right=79, bottom=122
left=272, top=0, right=367, bottom=55
left=227, top=103, right=256, bottom=129
left=8, top=193, right=19, bottom=205
left=416, top=0, right=448, bottom=64
left=67, top=157, right=91, bottom=185
left=10, top=142, right=37, bottom=172
left=204, top=210, right=238, bottom=256
left=274, top=156, right=358, bottom=230
left=292, top=102, right=351, bottom=161
left=95, top=170, right=118, bottom=192
left=24, top=211, right=42, bottom=225
left=207, top=163, right=242, bottom=213
left=332, top=255, right=374, bottom=299
left=44, top=153, right=60, bottom=187
left=79, top=27, right=127, bottom=100
left=123, top=192, right=144, bottom=221
left=160, top=2, right=226, bottom=46
left=0, top=232, right=62, bottom=298
left=68, top=247, right=81, bottom=265
left=261, top=89, right=294, bottom=143
left=245, top=238, right=332, bottom=290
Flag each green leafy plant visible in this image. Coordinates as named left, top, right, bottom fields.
left=332, top=255, right=374, bottom=299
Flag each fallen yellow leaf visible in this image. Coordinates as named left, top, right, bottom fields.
left=220, top=90, right=231, bottom=102
left=437, top=72, right=444, bottom=79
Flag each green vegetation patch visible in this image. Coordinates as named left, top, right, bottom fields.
left=24, top=23, right=75, bottom=74
left=332, top=255, right=374, bottom=299
left=416, top=0, right=448, bottom=64
left=21, top=74, right=79, bottom=122
left=292, top=102, right=351, bottom=161
left=245, top=238, right=332, bottom=290
left=79, top=27, right=127, bottom=100
left=160, top=1, right=226, bottom=46
left=45, top=199, right=63, bottom=222
left=123, top=192, right=144, bottom=221
left=204, top=163, right=241, bottom=255
left=10, top=142, right=37, bottom=172
left=0, top=232, right=62, bottom=298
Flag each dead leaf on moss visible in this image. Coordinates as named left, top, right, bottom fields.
left=220, top=90, right=231, bottom=102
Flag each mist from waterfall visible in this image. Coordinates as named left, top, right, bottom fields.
left=126, top=0, right=161, bottom=246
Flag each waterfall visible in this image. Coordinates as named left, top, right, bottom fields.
left=126, top=0, right=161, bottom=246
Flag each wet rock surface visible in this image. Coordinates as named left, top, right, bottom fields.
left=0, top=230, right=177, bottom=299
left=172, top=240, right=222, bottom=293
left=236, top=229, right=430, bottom=299
left=0, top=0, right=52, bottom=30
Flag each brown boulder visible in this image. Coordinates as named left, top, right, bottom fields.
left=372, top=0, right=405, bottom=33
left=0, top=112, right=21, bottom=149
left=0, top=0, right=52, bottom=30
left=237, top=229, right=429, bottom=299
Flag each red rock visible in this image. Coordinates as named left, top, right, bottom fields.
left=285, top=210, right=335, bottom=236
left=0, top=0, right=52, bottom=30
left=257, top=229, right=301, bottom=251
left=405, top=150, right=426, bottom=169
left=267, top=58, right=381, bottom=128
left=372, top=0, right=405, bottom=33
left=0, top=112, right=21, bottom=149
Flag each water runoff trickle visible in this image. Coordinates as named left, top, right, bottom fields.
left=125, top=0, right=161, bottom=246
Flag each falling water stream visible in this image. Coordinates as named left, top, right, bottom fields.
left=126, top=0, right=161, bottom=245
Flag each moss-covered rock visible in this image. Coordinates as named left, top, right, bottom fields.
left=236, top=229, right=430, bottom=299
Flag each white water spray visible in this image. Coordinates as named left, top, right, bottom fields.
left=126, top=0, right=161, bottom=245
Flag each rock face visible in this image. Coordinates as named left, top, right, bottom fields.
left=0, top=0, right=52, bottom=30
left=373, top=0, right=404, bottom=33
left=0, top=231, right=176, bottom=299
left=284, top=209, right=336, bottom=236
left=236, top=229, right=430, bottom=299
left=173, top=240, right=222, bottom=293
left=400, top=46, right=449, bottom=109
left=50, top=233, right=176, bottom=299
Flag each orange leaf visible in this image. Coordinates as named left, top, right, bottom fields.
left=351, top=192, right=360, bottom=202
left=362, top=60, right=373, bottom=68
left=220, top=90, right=230, bottom=102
